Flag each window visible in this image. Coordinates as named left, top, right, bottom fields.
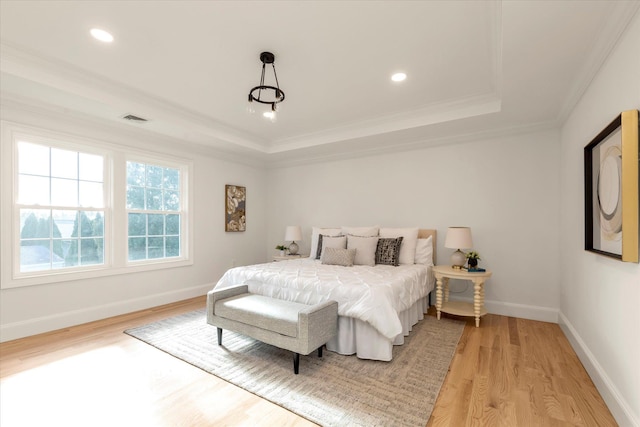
left=17, top=142, right=105, bottom=272
left=126, top=161, right=182, bottom=262
left=2, top=124, right=193, bottom=288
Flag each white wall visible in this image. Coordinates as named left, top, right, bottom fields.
left=559, top=12, right=640, bottom=427
left=267, top=129, right=561, bottom=322
left=0, top=106, right=268, bottom=341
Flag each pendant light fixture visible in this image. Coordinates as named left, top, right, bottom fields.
left=247, top=51, right=285, bottom=121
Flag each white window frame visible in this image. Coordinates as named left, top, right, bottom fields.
left=14, top=134, right=110, bottom=276
left=124, top=155, right=190, bottom=266
left=0, top=122, right=194, bottom=289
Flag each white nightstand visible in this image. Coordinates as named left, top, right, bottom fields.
left=432, top=265, right=492, bottom=327
left=272, top=254, right=303, bottom=262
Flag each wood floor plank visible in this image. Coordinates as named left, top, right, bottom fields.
left=1, top=298, right=618, bottom=426
left=425, top=311, right=617, bottom=427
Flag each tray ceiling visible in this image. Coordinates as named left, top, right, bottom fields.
left=1, top=1, right=637, bottom=165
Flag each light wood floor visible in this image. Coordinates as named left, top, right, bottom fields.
left=0, top=297, right=617, bottom=427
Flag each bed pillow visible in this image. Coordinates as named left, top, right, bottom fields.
left=414, top=235, right=434, bottom=266
left=318, top=235, right=347, bottom=259
left=379, top=227, right=419, bottom=265
left=340, top=226, right=379, bottom=237
left=347, top=235, right=379, bottom=266
left=321, top=247, right=356, bottom=267
left=375, top=237, right=403, bottom=266
left=309, top=227, right=342, bottom=259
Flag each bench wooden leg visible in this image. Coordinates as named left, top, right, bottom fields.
left=217, top=327, right=222, bottom=345
left=293, top=353, right=300, bottom=374
left=317, top=346, right=323, bottom=358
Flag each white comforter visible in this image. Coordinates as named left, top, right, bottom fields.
left=214, top=258, right=431, bottom=340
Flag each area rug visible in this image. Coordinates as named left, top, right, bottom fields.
left=125, top=309, right=464, bottom=427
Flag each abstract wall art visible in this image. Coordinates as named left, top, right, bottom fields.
left=584, top=109, right=639, bottom=262
left=225, top=185, right=246, bottom=232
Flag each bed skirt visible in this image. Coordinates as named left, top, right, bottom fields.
left=325, top=295, right=430, bottom=361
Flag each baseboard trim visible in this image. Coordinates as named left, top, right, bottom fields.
left=447, top=296, right=559, bottom=323
left=0, top=283, right=214, bottom=343
left=558, top=311, right=639, bottom=427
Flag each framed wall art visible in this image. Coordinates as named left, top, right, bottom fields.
left=584, top=109, right=639, bottom=262
left=225, top=185, right=246, bottom=232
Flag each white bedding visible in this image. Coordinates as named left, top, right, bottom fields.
left=214, top=258, right=433, bottom=341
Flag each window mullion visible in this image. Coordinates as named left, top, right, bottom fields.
left=4, top=123, right=192, bottom=289
left=111, top=151, right=126, bottom=268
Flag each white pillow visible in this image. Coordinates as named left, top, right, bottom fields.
left=379, top=227, right=419, bottom=265
left=347, top=235, right=379, bottom=266
left=320, top=235, right=347, bottom=259
left=414, top=235, right=434, bottom=266
left=340, top=226, right=379, bottom=237
left=309, top=227, right=341, bottom=259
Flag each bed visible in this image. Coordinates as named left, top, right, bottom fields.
left=213, top=228, right=436, bottom=361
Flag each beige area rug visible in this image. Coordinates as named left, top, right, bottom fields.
left=125, top=309, right=464, bottom=427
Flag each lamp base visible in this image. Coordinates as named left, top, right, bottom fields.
left=288, top=241, right=299, bottom=255
left=450, top=249, right=466, bottom=269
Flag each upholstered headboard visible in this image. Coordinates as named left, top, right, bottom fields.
left=418, top=229, right=437, bottom=265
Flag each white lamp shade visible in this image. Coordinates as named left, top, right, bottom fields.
left=284, top=226, right=302, bottom=242
left=444, top=227, right=473, bottom=249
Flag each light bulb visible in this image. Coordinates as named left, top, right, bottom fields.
left=263, top=111, right=277, bottom=122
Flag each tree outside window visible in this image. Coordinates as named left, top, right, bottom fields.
left=17, top=142, right=105, bottom=272
left=126, top=161, right=182, bottom=262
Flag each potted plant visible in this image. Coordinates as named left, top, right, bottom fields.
left=275, top=244, right=288, bottom=257
left=466, top=251, right=481, bottom=268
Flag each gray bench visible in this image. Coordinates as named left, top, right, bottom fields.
left=206, top=284, right=338, bottom=374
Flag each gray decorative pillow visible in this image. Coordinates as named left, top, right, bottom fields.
left=316, top=234, right=347, bottom=259
left=310, top=227, right=341, bottom=259
left=321, top=247, right=356, bottom=267
left=375, top=237, right=403, bottom=266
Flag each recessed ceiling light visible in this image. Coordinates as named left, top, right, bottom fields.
left=391, top=72, right=407, bottom=82
left=90, top=28, right=114, bottom=43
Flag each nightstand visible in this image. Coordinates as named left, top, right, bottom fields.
left=432, top=265, right=492, bottom=327
left=272, top=254, right=303, bottom=262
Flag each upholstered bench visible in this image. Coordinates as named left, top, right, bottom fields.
left=206, top=284, right=338, bottom=374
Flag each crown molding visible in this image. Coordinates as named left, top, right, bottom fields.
left=269, top=93, right=502, bottom=154
left=556, top=2, right=640, bottom=124
left=0, top=42, right=270, bottom=153
left=0, top=93, right=268, bottom=168
left=265, top=119, right=559, bottom=169
left=2, top=90, right=558, bottom=171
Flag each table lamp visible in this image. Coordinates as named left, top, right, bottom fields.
left=444, top=227, right=473, bottom=269
left=285, top=226, right=302, bottom=255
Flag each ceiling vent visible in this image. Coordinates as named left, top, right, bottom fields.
left=122, top=114, right=148, bottom=122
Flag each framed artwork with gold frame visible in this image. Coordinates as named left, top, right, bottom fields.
left=225, top=185, right=246, bottom=232
left=584, top=109, right=639, bottom=262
